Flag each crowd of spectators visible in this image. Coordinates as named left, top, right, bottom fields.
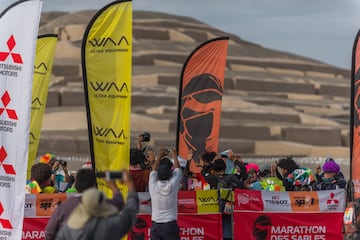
left=23, top=132, right=347, bottom=240
left=28, top=137, right=346, bottom=195
left=128, top=132, right=347, bottom=193
left=25, top=138, right=347, bottom=195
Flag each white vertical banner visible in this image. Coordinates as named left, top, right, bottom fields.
left=0, top=1, right=42, bottom=239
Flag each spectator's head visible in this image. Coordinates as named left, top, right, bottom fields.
left=212, top=159, right=226, bottom=177
left=201, top=151, right=217, bottom=164
left=259, top=162, right=271, bottom=178
left=236, top=162, right=248, bottom=181
left=160, top=157, right=173, bottom=169
left=30, top=163, right=51, bottom=188
left=130, top=148, right=146, bottom=166
left=277, top=157, right=299, bottom=177
left=39, top=153, right=57, bottom=166
left=157, top=165, right=171, bottom=181
left=322, top=158, right=340, bottom=179
left=74, top=169, right=96, bottom=193
left=245, top=163, right=259, bottom=174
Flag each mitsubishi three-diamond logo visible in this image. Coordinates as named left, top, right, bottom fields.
left=0, top=146, right=15, bottom=175
left=326, top=192, right=340, bottom=204
left=0, top=202, right=12, bottom=229
left=0, top=35, right=23, bottom=64
left=0, top=91, right=18, bottom=120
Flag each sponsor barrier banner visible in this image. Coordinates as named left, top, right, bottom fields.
left=22, top=190, right=346, bottom=239
left=28, top=34, right=58, bottom=178
left=196, top=189, right=219, bottom=213
left=34, top=193, right=67, bottom=217
left=24, top=193, right=67, bottom=217
left=82, top=0, right=132, bottom=197
left=178, top=190, right=197, bottom=213
left=23, top=191, right=219, bottom=218
left=176, top=37, right=229, bottom=174
left=233, top=211, right=343, bottom=240
left=351, top=29, right=360, bottom=198
left=234, top=189, right=346, bottom=212
left=0, top=0, right=42, bottom=239
left=233, top=189, right=346, bottom=240
left=22, top=218, right=48, bottom=240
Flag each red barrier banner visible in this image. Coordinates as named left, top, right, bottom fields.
left=128, top=213, right=222, bottom=240
left=22, top=218, right=48, bottom=240
left=23, top=213, right=222, bottom=240
left=179, top=213, right=222, bottom=240
left=178, top=190, right=197, bottom=213
left=233, top=211, right=343, bottom=240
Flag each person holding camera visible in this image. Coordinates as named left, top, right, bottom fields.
left=51, top=158, right=70, bottom=192
left=137, top=131, right=151, bottom=153
left=39, top=153, right=70, bottom=192
left=149, top=148, right=183, bottom=240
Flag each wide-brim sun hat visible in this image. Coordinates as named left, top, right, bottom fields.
left=67, top=187, right=118, bottom=229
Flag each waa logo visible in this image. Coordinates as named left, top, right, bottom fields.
left=29, top=132, right=37, bottom=142
left=34, top=62, right=48, bottom=75
left=90, top=81, right=129, bottom=93
left=0, top=202, right=13, bottom=229
left=0, top=35, right=23, bottom=64
left=0, top=91, right=18, bottom=120
left=31, top=98, right=43, bottom=109
left=198, top=196, right=218, bottom=203
left=0, top=146, right=16, bottom=175
left=88, top=36, right=129, bottom=47
left=34, top=62, right=48, bottom=71
left=93, top=126, right=127, bottom=139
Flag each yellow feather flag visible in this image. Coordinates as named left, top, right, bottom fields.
left=82, top=0, right=132, bottom=197
left=27, top=34, right=58, bottom=179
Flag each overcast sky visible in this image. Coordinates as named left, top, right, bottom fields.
left=1, top=0, right=359, bottom=69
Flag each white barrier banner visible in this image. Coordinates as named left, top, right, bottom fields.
left=234, top=188, right=346, bottom=212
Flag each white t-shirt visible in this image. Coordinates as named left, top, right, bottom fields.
left=149, top=168, right=183, bottom=223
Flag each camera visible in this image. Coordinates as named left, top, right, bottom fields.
left=140, top=131, right=151, bottom=142
left=96, top=171, right=123, bottom=181
left=58, top=159, right=67, bottom=167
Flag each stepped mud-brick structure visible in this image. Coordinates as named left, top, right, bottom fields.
left=37, top=10, right=351, bottom=173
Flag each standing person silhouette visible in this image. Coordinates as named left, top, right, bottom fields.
left=149, top=148, right=183, bottom=240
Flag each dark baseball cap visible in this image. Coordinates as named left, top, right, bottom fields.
left=158, top=165, right=171, bottom=180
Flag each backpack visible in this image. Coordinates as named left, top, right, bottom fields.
left=287, top=168, right=317, bottom=191
left=55, top=218, right=99, bottom=240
